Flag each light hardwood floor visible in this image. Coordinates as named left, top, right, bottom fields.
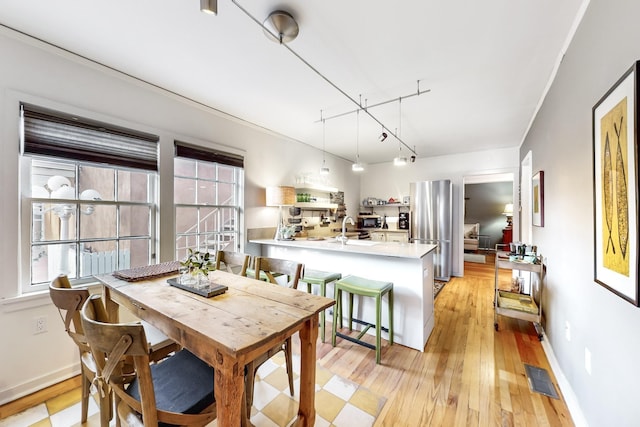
left=1, top=254, right=574, bottom=426
left=315, top=253, right=574, bottom=426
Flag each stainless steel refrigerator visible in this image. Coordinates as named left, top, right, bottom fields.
left=410, top=180, right=453, bottom=281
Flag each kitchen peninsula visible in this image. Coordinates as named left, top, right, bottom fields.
left=250, top=238, right=437, bottom=351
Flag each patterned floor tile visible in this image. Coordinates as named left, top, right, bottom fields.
left=2, top=359, right=385, bottom=427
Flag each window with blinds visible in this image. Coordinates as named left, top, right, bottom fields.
left=174, top=141, right=244, bottom=261
left=19, top=103, right=159, bottom=292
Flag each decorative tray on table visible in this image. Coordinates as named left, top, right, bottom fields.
left=167, top=278, right=228, bottom=298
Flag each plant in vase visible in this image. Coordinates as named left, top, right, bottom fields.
left=180, top=249, right=215, bottom=286
left=281, top=224, right=297, bottom=240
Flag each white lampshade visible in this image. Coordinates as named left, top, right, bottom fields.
left=80, top=189, right=102, bottom=201
left=46, top=175, right=71, bottom=193
left=266, top=186, right=296, bottom=206
left=502, top=203, right=514, bottom=215
left=393, top=156, right=407, bottom=166
left=51, top=185, right=75, bottom=199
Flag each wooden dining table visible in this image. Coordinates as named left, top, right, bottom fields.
left=96, top=269, right=335, bottom=427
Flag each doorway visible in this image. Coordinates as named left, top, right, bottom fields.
left=463, top=172, right=516, bottom=255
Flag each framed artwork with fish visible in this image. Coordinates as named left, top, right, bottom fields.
left=592, top=60, right=639, bottom=306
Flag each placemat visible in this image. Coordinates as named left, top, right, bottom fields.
left=112, top=260, right=180, bottom=282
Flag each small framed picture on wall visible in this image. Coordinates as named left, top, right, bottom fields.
left=532, top=171, right=544, bottom=227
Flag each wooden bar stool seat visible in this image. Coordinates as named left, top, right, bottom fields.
left=332, top=275, right=394, bottom=364
left=300, top=269, right=342, bottom=342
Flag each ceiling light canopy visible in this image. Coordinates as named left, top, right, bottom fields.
left=263, top=10, right=299, bottom=44
left=200, top=0, right=217, bottom=15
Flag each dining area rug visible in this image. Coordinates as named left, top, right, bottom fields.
left=240, top=353, right=386, bottom=427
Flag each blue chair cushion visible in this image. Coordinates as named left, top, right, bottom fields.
left=126, top=349, right=214, bottom=426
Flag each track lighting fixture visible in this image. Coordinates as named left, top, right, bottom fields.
left=379, top=131, right=388, bottom=142
left=320, top=112, right=330, bottom=175
left=200, top=0, right=217, bottom=15
left=352, top=110, right=364, bottom=172
left=262, top=10, right=299, bottom=44
left=394, top=99, right=407, bottom=166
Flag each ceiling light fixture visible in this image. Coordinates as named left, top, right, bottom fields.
left=200, top=0, right=217, bottom=15
left=394, top=98, right=407, bottom=166
left=320, top=111, right=330, bottom=175
left=262, top=10, right=299, bottom=44
left=352, top=110, right=364, bottom=172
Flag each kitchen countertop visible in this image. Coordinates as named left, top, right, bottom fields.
left=249, top=238, right=435, bottom=259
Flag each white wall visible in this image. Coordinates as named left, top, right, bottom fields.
left=0, top=28, right=358, bottom=404
left=521, top=0, right=640, bottom=425
left=360, top=147, right=520, bottom=276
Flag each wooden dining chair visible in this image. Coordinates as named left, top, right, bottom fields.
left=214, top=250, right=250, bottom=276
left=49, top=275, right=179, bottom=427
left=49, top=276, right=110, bottom=426
left=80, top=294, right=219, bottom=427
left=245, top=256, right=304, bottom=412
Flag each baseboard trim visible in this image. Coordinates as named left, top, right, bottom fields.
left=0, top=362, right=80, bottom=407
left=540, top=332, right=588, bottom=427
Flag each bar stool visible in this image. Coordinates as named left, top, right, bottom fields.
left=299, top=269, right=342, bottom=342
left=332, top=275, right=394, bottom=364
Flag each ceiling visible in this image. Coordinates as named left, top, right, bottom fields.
left=0, top=0, right=586, bottom=165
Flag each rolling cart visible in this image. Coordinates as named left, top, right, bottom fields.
left=494, top=250, right=545, bottom=340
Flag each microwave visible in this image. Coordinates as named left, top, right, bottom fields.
left=358, top=215, right=381, bottom=228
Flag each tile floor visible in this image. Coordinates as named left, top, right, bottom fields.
left=0, top=353, right=385, bottom=427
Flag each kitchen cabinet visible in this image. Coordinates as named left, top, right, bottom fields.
left=370, top=231, right=386, bottom=241
left=386, top=232, right=408, bottom=243
left=368, top=231, right=409, bottom=243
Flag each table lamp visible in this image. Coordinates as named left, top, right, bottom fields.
left=266, top=186, right=296, bottom=240
left=502, top=203, right=514, bottom=227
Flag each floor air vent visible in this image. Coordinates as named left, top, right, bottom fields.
left=524, top=364, right=559, bottom=399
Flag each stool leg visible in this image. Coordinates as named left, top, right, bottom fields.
left=348, top=292, right=354, bottom=331
left=388, top=289, right=394, bottom=345
left=320, top=282, right=326, bottom=342
left=375, top=293, right=382, bottom=364
left=332, top=288, right=341, bottom=346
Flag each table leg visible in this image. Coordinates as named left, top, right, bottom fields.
left=293, top=314, right=319, bottom=427
left=214, top=352, right=245, bottom=427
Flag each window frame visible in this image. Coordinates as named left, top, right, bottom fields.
left=20, top=156, right=158, bottom=293
left=174, top=153, right=244, bottom=261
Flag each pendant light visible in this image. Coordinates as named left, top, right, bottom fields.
left=394, top=97, right=407, bottom=166
left=320, top=111, right=330, bottom=175
left=352, top=110, right=364, bottom=172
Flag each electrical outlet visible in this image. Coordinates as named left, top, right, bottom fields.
left=34, top=316, right=47, bottom=334
left=585, top=347, right=592, bottom=375
left=565, top=320, right=571, bottom=342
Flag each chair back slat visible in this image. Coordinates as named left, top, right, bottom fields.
left=254, top=257, right=303, bottom=289
left=215, top=251, right=249, bottom=276
left=49, top=275, right=91, bottom=351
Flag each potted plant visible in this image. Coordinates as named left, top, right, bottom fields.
left=180, top=248, right=215, bottom=286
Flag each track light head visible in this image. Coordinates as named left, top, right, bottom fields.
left=379, top=132, right=388, bottom=142
left=410, top=155, right=416, bottom=163
left=200, top=0, right=217, bottom=15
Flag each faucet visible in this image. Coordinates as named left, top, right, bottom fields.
left=338, top=216, right=355, bottom=244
